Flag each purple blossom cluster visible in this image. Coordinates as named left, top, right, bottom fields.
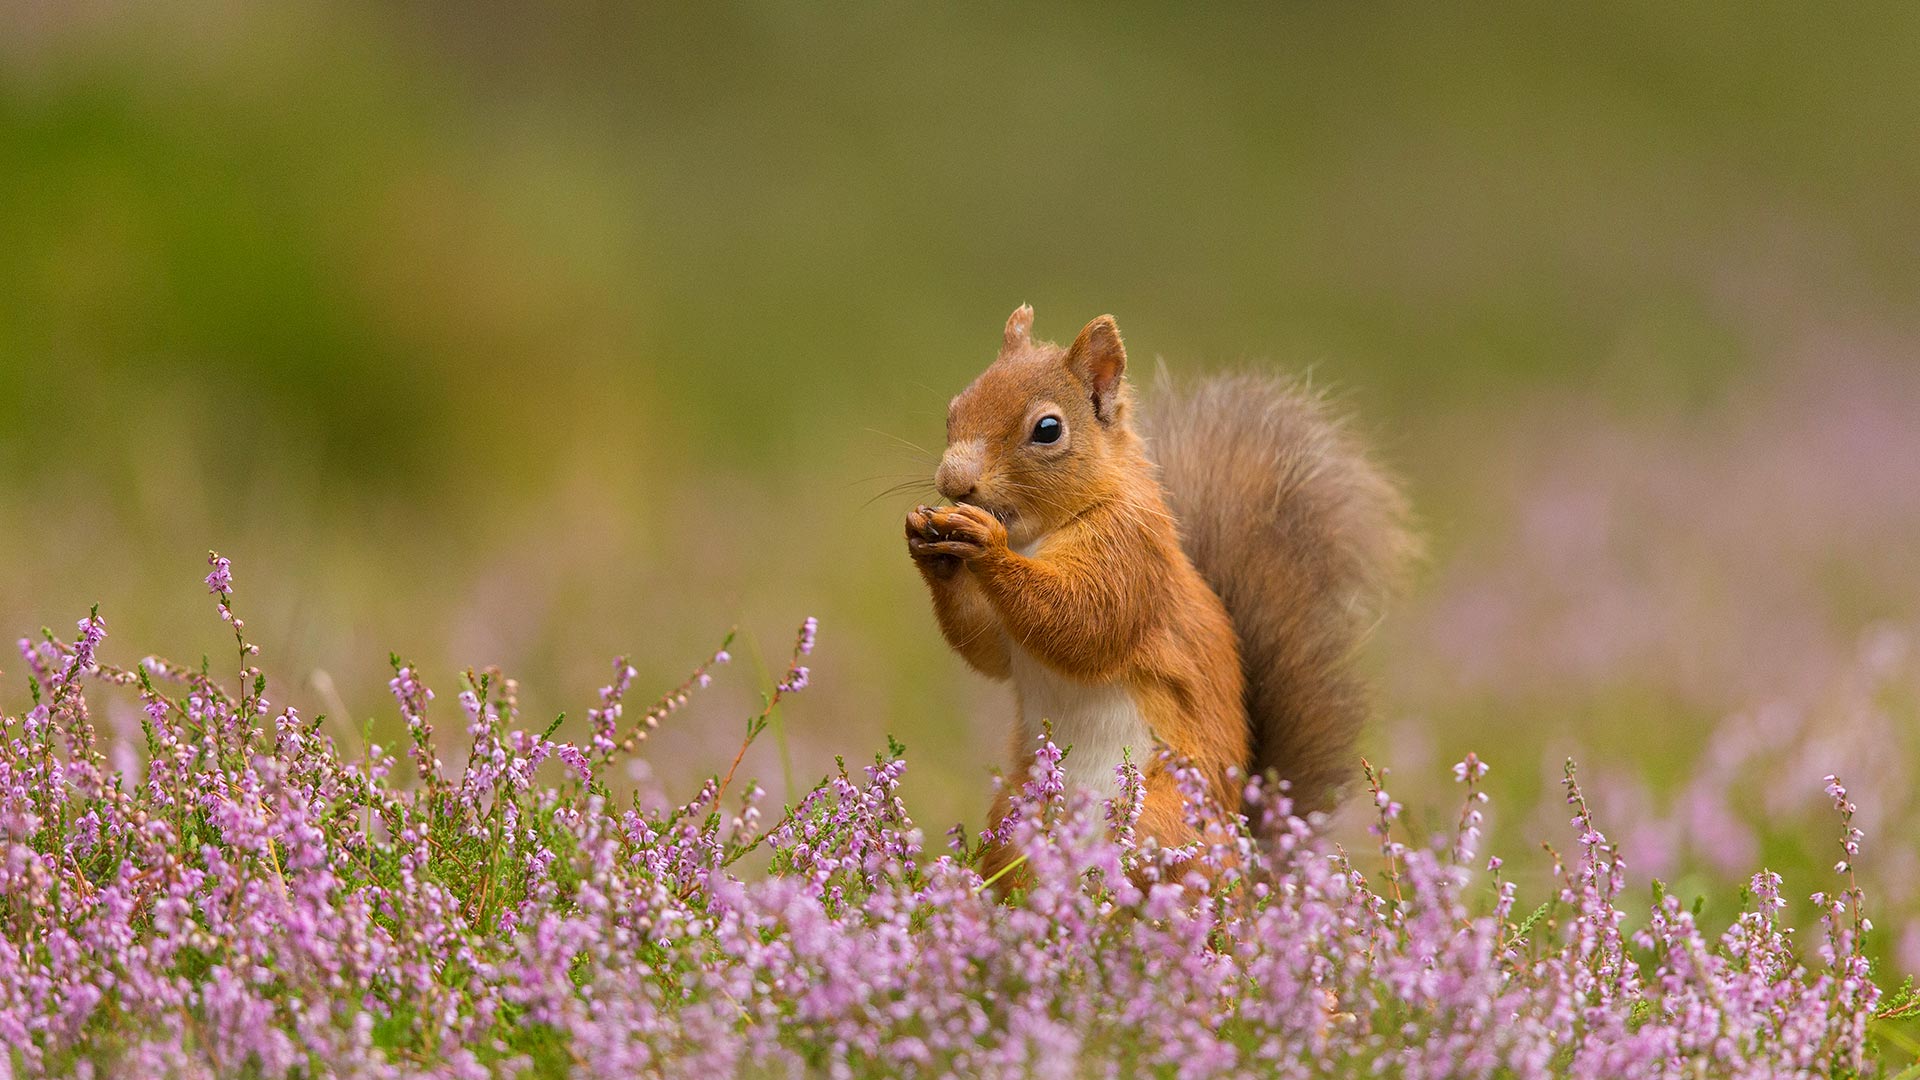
left=0, top=559, right=1904, bottom=1077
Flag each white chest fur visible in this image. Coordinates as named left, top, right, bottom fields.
left=1006, top=644, right=1152, bottom=796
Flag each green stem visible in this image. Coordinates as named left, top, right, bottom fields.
left=974, top=853, right=1029, bottom=896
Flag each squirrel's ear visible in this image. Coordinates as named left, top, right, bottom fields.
left=1066, top=314, right=1127, bottom=423
left=1000, top=304, right=1035, bottom=355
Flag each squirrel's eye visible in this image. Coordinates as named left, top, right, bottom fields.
left=1030, top=416, right=1064, bottom=445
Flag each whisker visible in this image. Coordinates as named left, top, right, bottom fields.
left=846, top=473, right=936, bottom=490
left=863, top=428, right=941, bottom=464
left=862, top=481, right=939, bottom=511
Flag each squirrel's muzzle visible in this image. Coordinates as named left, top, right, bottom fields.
left=935, top=440, right=985, bottom=502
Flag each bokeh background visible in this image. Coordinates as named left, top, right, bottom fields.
left=6, top=1, right=1919, bottom=984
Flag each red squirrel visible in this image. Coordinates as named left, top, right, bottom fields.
left=905, top=307, right=1415, bottom=882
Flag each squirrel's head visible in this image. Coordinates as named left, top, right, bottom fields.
left=937, top=306, right=1140, bottom=547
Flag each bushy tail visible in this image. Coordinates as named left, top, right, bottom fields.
left=1142, top=371, right=1418, bottom=814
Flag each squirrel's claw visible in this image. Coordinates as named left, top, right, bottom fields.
left=905, top=505, right=938, bottom=541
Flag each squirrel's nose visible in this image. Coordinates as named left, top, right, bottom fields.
left=935, top=472, right=977, bottom=502
left=935, top=446, right=982, bottom=502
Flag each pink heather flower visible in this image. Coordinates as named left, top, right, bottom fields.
left=556, top=743, right=592, bottom=781
left=205, top=553, right=233, bottom=595
left=16, top=636, right=46, bottom=681
left=586, top=659, right=636, bottom=758
left=798, top=617, right=818, bottom=656
left=73, top=613, right=106, bottom=672
left=1452, top=753, right=1488, bottom=783
left=776, top=666, right=810, bottom=694
left=389, top=665, right=434, bottom=716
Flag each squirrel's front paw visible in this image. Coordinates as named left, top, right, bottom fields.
left=918, top=503, right=1008, bottom=560
left=906, top=506, right=963, bottom=580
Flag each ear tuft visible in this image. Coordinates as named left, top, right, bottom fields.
left=1066, top=314, right=1127, bottom=423
left=1001, top=304, right=1035, bottom=353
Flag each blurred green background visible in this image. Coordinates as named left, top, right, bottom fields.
left=5, top=0, right=1919, bottom=946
